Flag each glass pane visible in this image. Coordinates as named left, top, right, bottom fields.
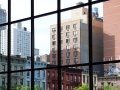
left=34, top=14, right=57, bottom=67
left=0, top=25, right=8, bottom=72
left=0, top=73, right=7, bottom=89
left=0, top=0, right=7, bottom=23
left=34, top=70, right=46, bottom=90
left=61, top=0, right=88, bottom=9
left=34, top=0, right=57, bottom=16
left=46, top=67, right=58, bottom=90
left=61, top=6, right=89, bottom=66
left=10, top=20, right=31, bottom=71
left=11, top=0, right=31, bottom=21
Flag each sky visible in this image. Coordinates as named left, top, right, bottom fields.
left=0, top=0, right=103, bottom=55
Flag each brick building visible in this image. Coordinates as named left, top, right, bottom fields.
left=46, top=64, right=83, bottom=90
left=103, top=0, right=120, bottom=70
left=50, top=3, right=104, bottom=77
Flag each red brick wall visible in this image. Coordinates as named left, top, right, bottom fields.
left=103, top=0, right=120, bottom=69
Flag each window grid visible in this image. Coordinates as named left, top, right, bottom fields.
left=0, top=0, right=111, bottom=90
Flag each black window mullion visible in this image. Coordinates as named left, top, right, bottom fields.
left=57, top=0, right=61, bottom=90
left=31, top=0, right=34, bottom=90
left=88, top=0, right=93, bottom=90
left=7, top=0, right=11, bottom=89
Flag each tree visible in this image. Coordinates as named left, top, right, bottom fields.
left=73, top=84, right=89, bottom=90
left=102, top=84, right=120, bottom=90
left=0, top=84, right=43, bottom=90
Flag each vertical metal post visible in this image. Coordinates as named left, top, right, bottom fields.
left=57, top=0, right=61, bottom=90
left=31, top=0, right=34, bottom=90
left=8, top=0, right=11, bottom=89
left=88, top=0, right=93, bottom=90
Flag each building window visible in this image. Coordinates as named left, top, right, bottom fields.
left=14, top=78, right=17, bottom=85
left=61, top=46, right=63, bottom=51
left=61, top=26, right=63, bottom=31
left=73, top=24, right=77, bottom=28
left=48, top=71, right=50, bottom=79
left=27, top=81, right=29, bottom=87
left=61, top=53, right=63, bottom=58
left=2, top=65, right=5, bottom=71
left=66, top=74, right=69, bottom=81
left=61, top=60, right=63, bottom=65
left=74, top=51, right=78, bottom=56
left=62, top=84, right=64, bottom=90
left=74, top=58, right=78, bottom=64
left=52, top=83, right=55, bottom=90
left=52, top=61, right=56, bottom=65
left=52, top=41, right=56, bottom=45
left=66, top=25, right=70, bottom=30
left=66, top=59, right=70, bottom=65
left=75, top=75, right=77, bottom=82
left=27, top=71, right=29, bottom=76
left=43, top=70, right=45, bottom=77
left=66, top=39, right=70, bottom=43
left=66, top=52, right=70, bottom=57
left=73, top=31, right=77, bottom=35
left=20, top=67, right=23, bottom=75
left=52, top=28, right=56, bottom=32
left=42, top=82, right=45, bottom=90
left=66, top=32, right=70, bottom=36
left=38, top=70, right=40, bottom=77
left=61, top=40, right=63, bottom=44
left=70, top=75, right=73, bottom=81
left=52, top=54, right=56, bottom=58
left=71, top=86, right=73, bottom=90
left=94, top=76, right=96, bottom=84
left=2, top=78, right=5, bottom=86
left=52, top=72, right=55, bottom=78
left=87, top=76, right=89, bottom=83
left=73, top=38, right=77, bottom=42
left=79, top=76, right=80, bottom=82
left=20, top=79, right=23, bottom=85
left=61, top=33, right=63, bottom=38
left=52, top=48, right=56, bottom=52
left=73, top=44, right=78, bottom=49
left=48, top=82, right=50, bottom=89
left=52, top=35, right=56, bottom=39
left=62, top=72, right=64, bottom=80
left=83, top=75, right=85, bottom=83
left=66, top=85, right=69, bottom=90
left=66, top=46, right=70, bottom=50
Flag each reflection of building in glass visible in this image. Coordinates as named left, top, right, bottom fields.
left=50, top=2, right=103, bottom=77
left=0, top=5, right=6, bottom=53
left=1, top=22, right=31, bottom=57
left=24, top=59, right=47, bottom=90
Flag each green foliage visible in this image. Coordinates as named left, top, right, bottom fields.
left=73, top=84, right=89, bottom=90
left=102, top=84, right=120, bottom=90
left=0, top=84, right=43, bottom=90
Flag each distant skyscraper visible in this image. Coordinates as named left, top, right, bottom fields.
left=1, top=22, right=31, bottom=57
left=0, top=5, right=6, bottom=53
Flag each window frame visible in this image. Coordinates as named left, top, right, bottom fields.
left=0, top=0, right=109, bottom=90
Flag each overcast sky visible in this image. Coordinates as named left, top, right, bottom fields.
left=0, top=0, right=103, bottom=55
